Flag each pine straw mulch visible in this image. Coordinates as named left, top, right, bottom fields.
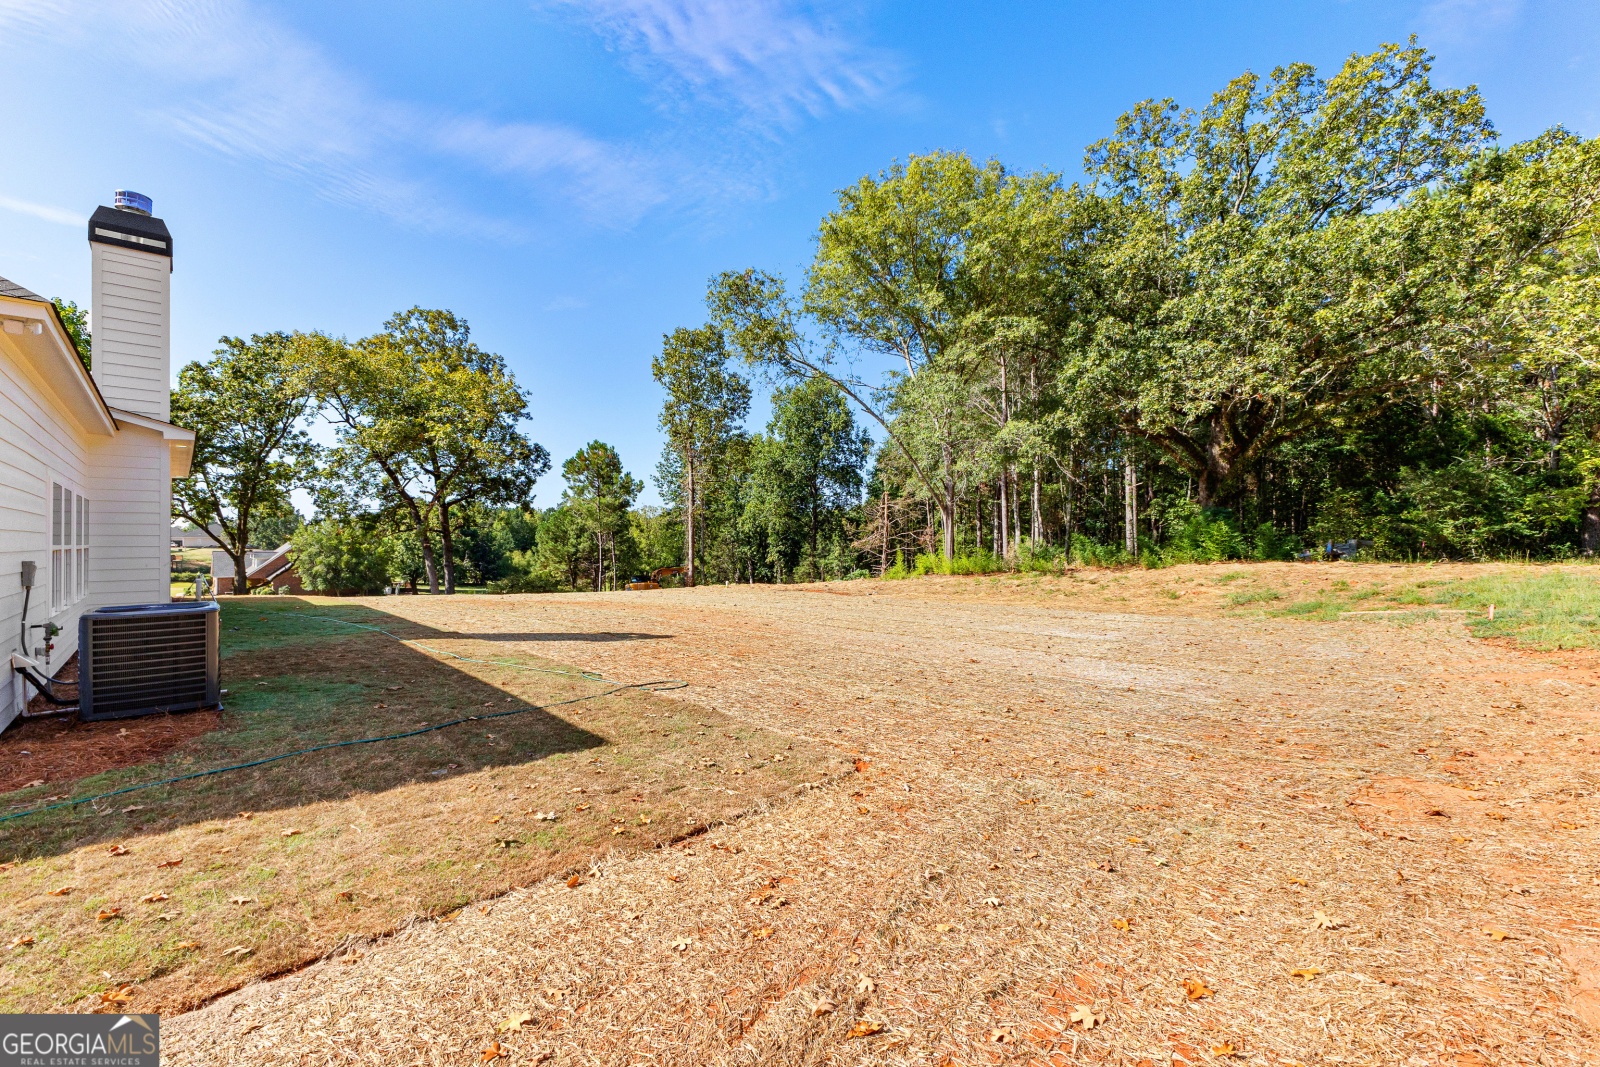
left=164, top=574, right=1600, bottom=1066
left=0, top=604, right=841, bottom=1015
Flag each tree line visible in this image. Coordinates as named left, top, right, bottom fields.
left=174, top=41, right=1600, bottom=595
left=657, top=41, right=1600, bottom=576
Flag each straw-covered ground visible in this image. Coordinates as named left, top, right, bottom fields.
left=158, top=563, right=1600, bottom=1066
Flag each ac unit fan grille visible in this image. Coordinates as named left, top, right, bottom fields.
left=85, top=613, right=214, bottom=716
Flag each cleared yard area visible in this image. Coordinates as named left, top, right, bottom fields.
left=0, top=603, right=839, bottom=1014
left=8, top=563, right=1600, bottom=1066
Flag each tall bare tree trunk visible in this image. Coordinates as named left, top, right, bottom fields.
left=998, top=469, right=1010, bottom=557
left=940, top=443, right=956, bottom=559
left=1583, top=481, right=1600, bottom=557
left=438, top=500, right=458, bottom=595
left=1031, top=464, right=1041, bottom=544
left=683, top=448, right=697, bottom=587
left=879, top=489, right=889, bottom=574
left=1123, top=451, right=1138, bottom=556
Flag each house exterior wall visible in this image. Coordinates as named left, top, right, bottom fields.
left=0, top=334, right=170, bottom=731
left=89, top=243, right=170, bottom=421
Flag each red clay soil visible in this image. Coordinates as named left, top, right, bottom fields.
left=0, top=709, right=221, bottom=794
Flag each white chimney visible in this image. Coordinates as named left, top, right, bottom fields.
left=88, top=191, right=172, bottom=421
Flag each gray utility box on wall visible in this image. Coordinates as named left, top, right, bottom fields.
left=78, top=602, right=222, bottom=721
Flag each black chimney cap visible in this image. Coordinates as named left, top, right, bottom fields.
left=88, top=205, right=173, bottom=259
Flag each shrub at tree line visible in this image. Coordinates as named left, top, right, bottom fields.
left=172, top=42, right=1600, bottom=594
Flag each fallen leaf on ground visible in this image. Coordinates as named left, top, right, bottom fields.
left=480, top=1041, right=507, bottom=1061
left=236, top=812, right=253, bottom=820
left=934, top=922, right=954, bottom=933
left=1182, top=978, right=1214, bottom=1000
left=8, top=935, right=34, bottom=949
left=280, top=829, right=301, bottom=837
left=1070, top=1004, right=1102, bottom=1030
left=47, top=886, right=73, bottom=896
left=751, top=927, right=773, bottom=940
left=498, top=1012, right=532, bottom=1033
left=856, top=974, right=875, bottom=995
left=566, top=875, right=583, bottom=888
left=1287, top=878, right=1308, bottom=887
left=220, top=945, right=252, bottom=958
left=847, top=1020, right=884, bottom=1038
left=96, top=908, right=122, bottom=921
left=982, top=897, right=1002, bottom=908
left=611, top=826, right=626, bottom=835
left=1112, top=918, right=1132, bottom=931
left=140, top=892, right=168, bottom=904
left=1425, top=808, right=1449, bottom=817
left=156, top=859, right=182, bottom=869
left=99, top=986, right=134, bottom=1006
left=175, top=941, right=200, bottom=950
left=1312, top=910, right=1339, bottom=930
left=1483, top=927, right=1512, bottom=941
left=1212, top=1042, right=1238, bottom=1057
left=1290, top=967, right=1322, bottom=979
left=106, top=844, right=130, bottom=856
left=987, top=1026, right=1014, bottom=1043
left=534, top=811, right=557, bottom=821
left=229, top=896, right=256, bottom=905
left=811, top=997, right=837, bottom=1017
left=487, top=815, right=502, bottom=824
left=670, top=937, right=691, bottom=952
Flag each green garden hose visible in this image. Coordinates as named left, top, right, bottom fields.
left=0, top=612, right=685, bottom=825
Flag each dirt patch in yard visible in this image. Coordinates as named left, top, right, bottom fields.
left=0, top=601, right=841, bottom=1016
left=158, top=574, right=1600, bottom=1067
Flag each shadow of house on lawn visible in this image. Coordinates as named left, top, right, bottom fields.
left=0, top=599, right=621, bottom=863
left=451, top=631, right=673, bottom=642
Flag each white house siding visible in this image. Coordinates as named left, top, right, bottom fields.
left=89, top=244, right=170, bottom=421
left=0, top=332, right=92, bottom=727
left=0, top=338, right=171, bottom=731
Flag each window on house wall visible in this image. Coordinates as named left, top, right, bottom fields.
left=52, top=481, right=88, bottom=612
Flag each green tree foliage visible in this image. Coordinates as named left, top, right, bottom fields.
left=744, top=379, right=871, bottom=580
left=171, top=332, right=318, bottom=590
left=290, top=519, right=390, bottom=595
left=51, top=299, right=91, bottom=370
left=250, top=505, right=303, bottom=549
left=693, top=41, right=1600, bottom=565
left=560, top=442, right=642, bottom=591
left=306, top=309, right=550, bottom=594
left=651, top=325, right=751, bottom=585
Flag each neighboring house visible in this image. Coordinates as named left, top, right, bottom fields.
left=0, top=192, right=195, bottom=732
left=211, top=544, right=303, bottom=594
left=172, top=522, right=225, bottom=549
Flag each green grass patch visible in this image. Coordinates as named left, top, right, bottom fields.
left=1227, top=588, right=1282, bottom=605
left=1427, top=571, right=1600, bottom=650
left=0, top=597, right=838, bottom=1014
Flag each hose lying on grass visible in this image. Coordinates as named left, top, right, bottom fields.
left=0, top=612, right=686, bottom=825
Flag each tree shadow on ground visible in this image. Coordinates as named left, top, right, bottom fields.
left=449, top=631, right=672, bottom=643
left=0, top=599, right=614, bottom=863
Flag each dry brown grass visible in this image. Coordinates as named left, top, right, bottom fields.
left=154, top=568, right=1600, bottom=1066
left=0, top=601, right=839, bottom=1014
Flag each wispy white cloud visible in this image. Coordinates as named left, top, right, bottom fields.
left=1420, top=0, right=1525, bottom=46
left=547, top=0, right=899, bottom=123
left=0, top=194, right=81, bottom=227
left=0, top=0, right=700, bottom=234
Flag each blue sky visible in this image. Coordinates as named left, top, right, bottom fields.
left=2, top=0, right=1597, bottom=508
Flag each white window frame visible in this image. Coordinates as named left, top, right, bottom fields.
left=51, top=479, right=89, bottom=613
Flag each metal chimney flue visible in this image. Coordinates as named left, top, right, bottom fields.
left=113, top=190, right=153, bottom=215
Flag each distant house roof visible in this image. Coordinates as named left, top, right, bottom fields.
left=0, top=276, right=47, bottom=303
